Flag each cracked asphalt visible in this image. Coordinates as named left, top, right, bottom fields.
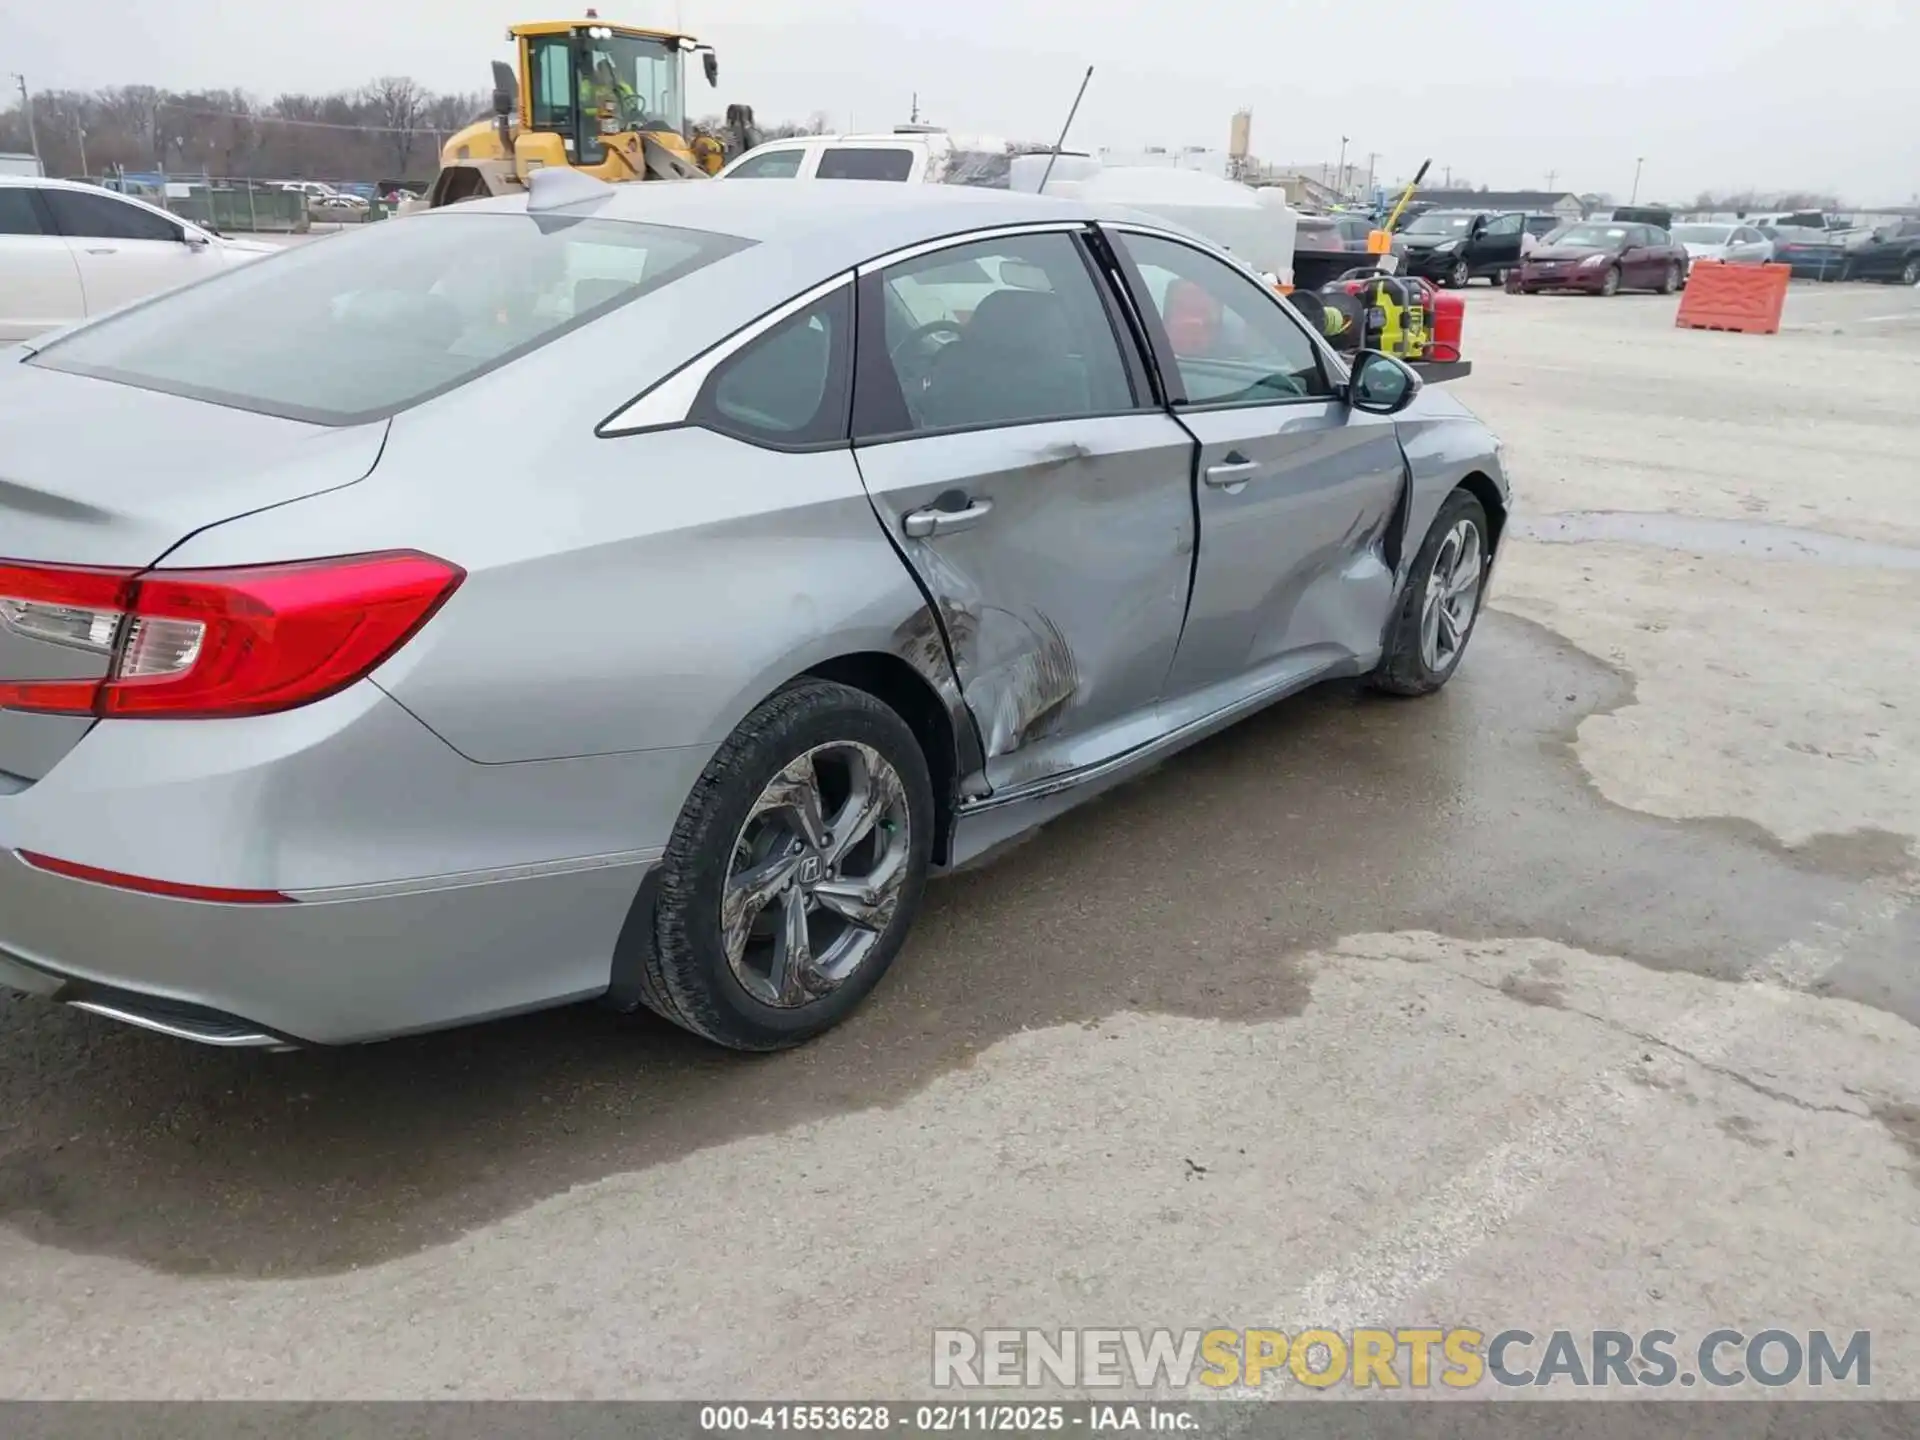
left=0, top=279, right=1915, bottom=1400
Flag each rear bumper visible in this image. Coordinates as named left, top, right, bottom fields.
left=0, top=680, right=706, bottom=1044
left=0, top=847, right=656, bottom=1045
left=1517, top=266, right=1607, bottom=292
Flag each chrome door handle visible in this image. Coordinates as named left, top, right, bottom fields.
left=902, top=498, right=993, bottom=538
left=1203, top=461, right=1260, bottom=487
left=85, top=247, right=117, bottom=255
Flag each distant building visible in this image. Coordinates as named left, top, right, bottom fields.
left=1415, top=189, right=1586, bottom=219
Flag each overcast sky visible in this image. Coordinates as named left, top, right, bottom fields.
left=5, top=0, right=1916, bottom=202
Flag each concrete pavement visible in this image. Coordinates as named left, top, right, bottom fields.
left=0, top=278, right=1915, bottom=1400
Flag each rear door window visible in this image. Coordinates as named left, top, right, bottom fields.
left=857, top=231, right=1136, bottom=437
left=42, top=188, right=182, bottom=243
left=817, top=148, right=914, bottom=182
left=726, top=148, right=806, bottom=179
left=0, top=188, right=45, bottom=235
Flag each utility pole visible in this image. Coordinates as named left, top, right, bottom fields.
left=11, top=74, right=42, bottom=172
left=1443, top=164, right=1452, bottom=188
left=1336, top=134, right=1349, bottom=197
left=910, top=92, right=919, bottom=124
left=75, top=120, right=88, bottom=176
left=1630, top=156, right=1645, bottom=204
left=1546, top=168, right=1557, bottom=190
left=1366, top=151, right=1379, bottom=198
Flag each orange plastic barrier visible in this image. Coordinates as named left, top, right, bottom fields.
left=1675, top=261, right=1792, bottom=335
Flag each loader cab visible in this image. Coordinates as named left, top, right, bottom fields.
left=515, top=19, right=715, bottom=169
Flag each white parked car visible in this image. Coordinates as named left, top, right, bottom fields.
left=1670, top=222, right=1774, bottom=265
left=0, top=177, right=277, bottom=342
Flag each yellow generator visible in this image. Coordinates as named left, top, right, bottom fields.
left=423, top=11, right=759, bottom=208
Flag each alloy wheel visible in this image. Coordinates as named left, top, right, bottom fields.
left=1904, top=259, right=1920, bottom=286
left=721, top=742, right=911, bottom=1008
left=1419, top=519, right=1484, bottom=673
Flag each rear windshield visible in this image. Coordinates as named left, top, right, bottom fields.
left=30, top=211, right=753, bottom=425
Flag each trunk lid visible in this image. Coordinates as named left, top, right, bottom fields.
left=0, top=359, right=387, bottom=782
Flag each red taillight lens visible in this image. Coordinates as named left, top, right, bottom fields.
left=0, top=551, right=463, bottom=720
left=17, top=850, right=292, bottom=904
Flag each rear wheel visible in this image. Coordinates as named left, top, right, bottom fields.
left=1599, top=266, right=1622, bottom=297
left=1372, top=491, right=1491, bottom=697
left=1658, top=262, right=1681, bottom=294
left=644, top=680, right=933, bottom=1050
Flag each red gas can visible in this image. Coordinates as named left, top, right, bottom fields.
left=1430, top=290, right=1466, bottom=362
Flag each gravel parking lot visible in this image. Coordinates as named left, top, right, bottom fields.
left=0, top=279, right=1915, bottom=1400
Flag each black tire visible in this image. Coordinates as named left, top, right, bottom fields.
left=1447, top=259, right=1471, bottom=289
left=644, top=679, right=934, bottom=1051
left=1658, top=262, right=1680, bottom=295
left=1370, top=489, right=1492, bottom=698
left=1903, top=258, right=1920, bottom=287
left=1598, top=266, right=1622, bottom=297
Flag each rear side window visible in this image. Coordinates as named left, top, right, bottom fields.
left=857, top=232, right=1136, bottom=438
left=817, top=148, right=914, bottom=182
left=727, top=148, right=805, bottom=179
left=0, top=188, right=43, bottom=236
left=693, top=284, right=852, bottom=447
left=32, top=213, right=753, bottom=424
left=43, top=188, right=181, bottom=243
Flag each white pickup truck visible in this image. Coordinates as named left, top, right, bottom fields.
left=716, top=130, right=1301, bottom=287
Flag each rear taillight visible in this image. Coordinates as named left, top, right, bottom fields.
left=0, top=551, right=463, bottom=720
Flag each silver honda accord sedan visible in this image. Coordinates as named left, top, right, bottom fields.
left=0, top=174, right=1508, bottom=1051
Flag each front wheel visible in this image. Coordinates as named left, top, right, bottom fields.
left=1903, top=258, right=1920, bottom=286
left=1447, top=259, right=1471, bottom=288
left=1598, top=265, right=1622, bottom=297
left=644, top=679, right=934, bottom=1050
left=1371, top=489, right=1491, bottom=697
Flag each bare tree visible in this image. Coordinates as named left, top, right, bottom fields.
left=366, top=76, right=427, bottom=177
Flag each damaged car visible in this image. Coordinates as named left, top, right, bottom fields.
left=0, top=175, right=1508, bottom=1052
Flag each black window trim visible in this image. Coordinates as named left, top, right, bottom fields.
left=848, top=223, right=1157, bottom=447
left=1102, top=222, right=1344, bottom=415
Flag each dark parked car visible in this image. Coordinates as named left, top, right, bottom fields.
left=1766, top=228, right=1852, bottom=281
left=1517, top=221, right=1689, bottom=296
left=1844, top=220, right=1920, bottom=285
left=1393, top=210, right=1527, bottom=287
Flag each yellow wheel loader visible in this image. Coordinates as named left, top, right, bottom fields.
left=422, top=11, right=760, bottom=208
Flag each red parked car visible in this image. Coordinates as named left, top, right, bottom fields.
left=1516, top=221, right=1690, bottom=296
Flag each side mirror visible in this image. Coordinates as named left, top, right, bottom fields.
left=1470, top=216, right=1488, bottom=237
left=1348, top=350, right=1422, bottom=415
left=702, top=50, right=719, bottom=87
left=181, top=229, right=211, bottom=248
left=491, top=60, right=517, bottom=116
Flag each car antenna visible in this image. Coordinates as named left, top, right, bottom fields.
left=1037, top=66, right=1094, bottom=194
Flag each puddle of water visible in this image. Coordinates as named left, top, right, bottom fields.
left=1516, top=511, right=1920, bottom=569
